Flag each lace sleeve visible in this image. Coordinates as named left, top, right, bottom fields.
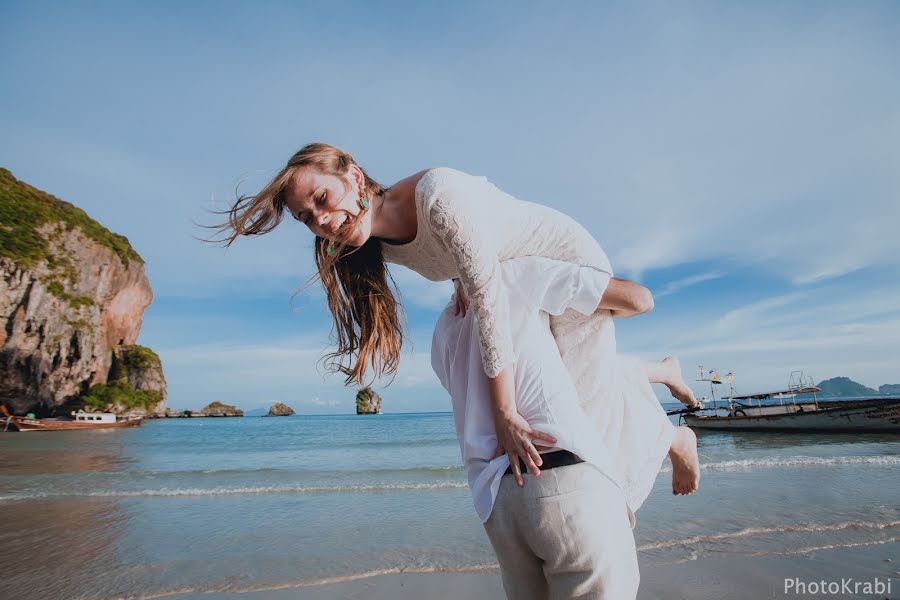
left=426, top=186, right=515, bottom=379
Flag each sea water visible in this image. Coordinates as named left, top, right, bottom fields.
left=1, top=408, right=897, bottom=599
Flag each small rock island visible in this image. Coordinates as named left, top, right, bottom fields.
left=199, top=401, right=244, bottom=417
left=267, top=402, right=295, bottom=416
left=356, top=387, right=382, bottom=415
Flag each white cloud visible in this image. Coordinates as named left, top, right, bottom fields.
left=306, top=396, right=341, bottom=407
left=655, top=270, right=725, bottom=297
left=713, top=291, right=809, bottom=335
left=4, top=2, right=899, bottom=412
left=157, top=331, right=444, bottom=411
left=623, top=281, right=900, bottom=400
left=8, top=6, right=899, bottom=298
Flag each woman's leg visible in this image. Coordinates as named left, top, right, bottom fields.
left=639, top=357, right=702, bottom=495
left=641, top=356, right=699, bottom=407
left=668, top=424, right=701, bottom=495
left=637, top=357, right=701, bottom=495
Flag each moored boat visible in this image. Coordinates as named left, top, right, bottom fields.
left=671, top=369, right=900, bottom=432
left=1, top=405, right=143, bottom=431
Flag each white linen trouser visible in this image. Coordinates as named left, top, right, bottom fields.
left=483, top=461, right=640, bottom=600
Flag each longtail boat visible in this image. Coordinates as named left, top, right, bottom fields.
left=1, top=405, right=143, bottom=431
left=668, top=369, right=900, bottom=432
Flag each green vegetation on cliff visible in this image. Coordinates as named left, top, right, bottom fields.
left=0, top=167, right=143, bottom=269
left=205, top=401, right=235, bottom=410
left=78, top=346, right=165, bottom=412
left=81, top=381, right=163, bottom=411
left=41, top=276, right=95, bottom=308
left=110, top=345, right=163, bottom=383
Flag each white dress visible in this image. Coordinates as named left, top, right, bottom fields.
left=380, top=167, right=676, bottom=518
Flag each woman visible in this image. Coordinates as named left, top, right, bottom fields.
left=207, top=143, right=700, bottom=507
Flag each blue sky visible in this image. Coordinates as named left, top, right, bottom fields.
left=2, top=1, right=898, bottom=413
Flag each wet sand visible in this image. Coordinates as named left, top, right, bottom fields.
left=166, top=541, right=898, bottom=600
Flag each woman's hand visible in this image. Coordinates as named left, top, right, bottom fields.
left=487, top=365, right=558, bottom=487
left=456, top=280, right=554, bottom=486
left=453, top=278, right=469, bottom=317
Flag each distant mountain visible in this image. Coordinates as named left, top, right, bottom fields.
left=815, top=377, right=877, bottom=397
left=879, top=384, right=900, bottom=395
left=244, top=407, right=269, bottom=416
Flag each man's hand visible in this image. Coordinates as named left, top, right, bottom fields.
left=453, top=278, right=469, bottom=317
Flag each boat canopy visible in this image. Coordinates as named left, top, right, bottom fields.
left=730, top=386, right=822, bottom=400
left=71, top=410, right=118, bottom=423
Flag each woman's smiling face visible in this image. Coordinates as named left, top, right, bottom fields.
left=282, top=165, right=372, bottom=246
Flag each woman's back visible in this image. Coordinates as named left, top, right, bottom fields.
left=380, top=167, right=613, bottom=280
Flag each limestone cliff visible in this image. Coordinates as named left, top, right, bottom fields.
left=0, top=168, right=166, bottom=417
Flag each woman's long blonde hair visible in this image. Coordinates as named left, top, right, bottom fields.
left=201, top=143, right=406, bottom=389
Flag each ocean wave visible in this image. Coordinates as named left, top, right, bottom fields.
left=756, top=535, right=899, bottom=556
left=76, top=563, right=501, bottom=600
left=305, top=437, right=459, bottom=450
left=0, top=480, right=470, bottom=502
left=655, top=535, right=900, bottom=565
left=658, top=454, right=900, bottom=473
left=638, top=519, right=900, bottom=551
left=144, top=464, right=465, bottom=477
left=2, top=464, right=466, bottom=479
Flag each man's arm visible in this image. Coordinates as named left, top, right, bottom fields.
left=596, top=277, right=654, bottom=318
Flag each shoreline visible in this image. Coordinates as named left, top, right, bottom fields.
left=150, top=541, right=899, bottom=600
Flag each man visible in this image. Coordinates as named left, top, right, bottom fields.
left=432, top=256, right=640, bottom=600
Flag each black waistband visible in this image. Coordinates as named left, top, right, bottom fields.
left=504, top=449, right=584, bottom=476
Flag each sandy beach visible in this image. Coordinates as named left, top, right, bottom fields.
left=163, top=541, right=898, bottom=599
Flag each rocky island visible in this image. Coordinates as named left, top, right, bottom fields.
left=356, top=386, right=382, bottom=414
left=198, top=401, right=243, bottom=417
left=0, top=168, right=166, bottom=418
left=267, top=402, right=295, bottom=416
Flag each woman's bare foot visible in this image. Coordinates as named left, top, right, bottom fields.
left=669, top=426, right=700, bottom=496
left=661, top=357, right=699, bottom=407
